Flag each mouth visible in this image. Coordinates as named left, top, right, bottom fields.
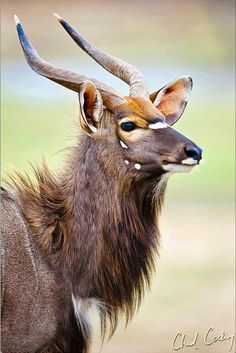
left=162, top=157, right=200, bottom=173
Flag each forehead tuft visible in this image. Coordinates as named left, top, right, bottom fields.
left=115, top=96, right=165, bottom=122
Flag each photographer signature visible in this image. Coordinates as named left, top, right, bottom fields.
left=172, top=327, right=235, bottom=351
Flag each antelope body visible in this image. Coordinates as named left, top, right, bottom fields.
left=1, top=14, right=202, bottom=353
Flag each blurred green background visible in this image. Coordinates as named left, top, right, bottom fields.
left=1, top=1, right=235, bottom=353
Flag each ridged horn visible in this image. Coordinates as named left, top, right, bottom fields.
left=14, top=15, right=126, bottom=110
left=54, top=14, right=149, bottom=99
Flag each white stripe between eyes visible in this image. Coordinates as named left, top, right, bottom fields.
left=148, top=122, right=169, bottom=130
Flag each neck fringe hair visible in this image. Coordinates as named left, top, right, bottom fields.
left=6, top=149, right=167, bottom=351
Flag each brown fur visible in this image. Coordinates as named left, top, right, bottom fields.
left=2, top=75, right=200, bottom=352
left=5, top=127, right=166, bottom=352
left=3, top=21, right=200, bottom=351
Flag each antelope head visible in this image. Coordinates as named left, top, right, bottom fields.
left=15, top=14, right=202, bottom=180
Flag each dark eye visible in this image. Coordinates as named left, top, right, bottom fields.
left=120, top=121, right=137, bottom=132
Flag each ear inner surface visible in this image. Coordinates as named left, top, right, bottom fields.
left=150, top=76, right=193, bottom=126
left=79, top=81, right=103, bottom=134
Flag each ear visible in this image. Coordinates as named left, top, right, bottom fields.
left=78, top=81, right=103, bottom=134
left=150, top=76, right=193, bottom=125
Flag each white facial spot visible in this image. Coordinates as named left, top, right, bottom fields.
left=181, top=158, right=198, bottom=166
left=120, top=140, right=128, bottom=149
left=124, top=160, right=129, bottom=165
left=134, top=163, right=141, bottom=170
left=148, top=122, right=169, bottom=130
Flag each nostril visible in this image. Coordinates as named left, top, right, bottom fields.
left=185, top=146, right=202, bottom=161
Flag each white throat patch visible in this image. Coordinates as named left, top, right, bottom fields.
left=72, top=295, right=108, bottom=339
left=72, top=294, right=91, bottom=339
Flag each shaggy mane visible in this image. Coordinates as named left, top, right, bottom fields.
left=5, top=138, right=167, bottom=350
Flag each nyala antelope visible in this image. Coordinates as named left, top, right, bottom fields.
left=1, top=14, right=202, bottom=353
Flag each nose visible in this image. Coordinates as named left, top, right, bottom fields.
left=185, top=146, right=202, bottom=161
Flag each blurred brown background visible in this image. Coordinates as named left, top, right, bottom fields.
left=1, top=1, right=235, bottom=353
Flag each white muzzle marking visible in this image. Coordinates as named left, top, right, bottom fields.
left=162, top=157, right=199, bottom=173
left=162, top=163, right=194, bottom=173
left=181, top=157, right=198, bottom=165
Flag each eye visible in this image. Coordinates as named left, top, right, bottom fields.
left=120, top=121, right=137, bottom=132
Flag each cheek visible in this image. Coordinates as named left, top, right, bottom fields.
left=118, top=128, right=147, bottom=144
left=117, top=129, right=165, bottom=165
left=130, top=133, right=160, bottom=152
left=126, top=137, right=164, bottom=165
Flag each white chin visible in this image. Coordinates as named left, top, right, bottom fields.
left=162, top=163, right=195, bottom=173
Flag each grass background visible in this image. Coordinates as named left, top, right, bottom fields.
left=1, top=1, right=235, bottom=352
